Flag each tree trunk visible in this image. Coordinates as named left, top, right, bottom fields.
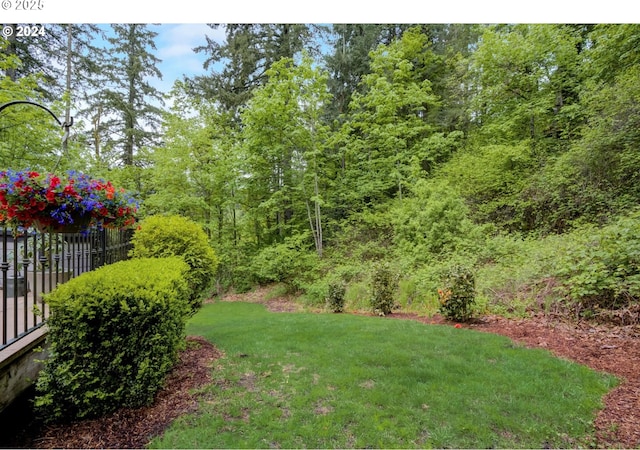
left=92, top=104, right=102, bottom=159
left=3, top=25, right=17, bottom=81
left=61, top=24, right=73, bottom=156
left=314, top=171, right=323, bottom=258
left=123, top=24, right=136, bottom=166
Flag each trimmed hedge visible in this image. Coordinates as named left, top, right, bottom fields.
left=35, top=257, right=191, bottom=423
left=129, top=214, right=219, bottom=311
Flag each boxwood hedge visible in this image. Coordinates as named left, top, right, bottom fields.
left=35, top=257, right=191, bottom=423
left=129, top=214, right=219, bottom=312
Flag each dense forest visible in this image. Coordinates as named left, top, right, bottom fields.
left=2, top=23, right=640, bottom=321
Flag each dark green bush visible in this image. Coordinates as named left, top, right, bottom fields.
left=326, top=279, right=347, bottom=313
left=370, top=262, right=396, bottom=315
left=35, top=257, right=191, bottom=423
left=250, top=233, right=318, bottom=289
left=438, top=265, right=476, bottom=322
left=130, top=214, right=219, bottom=311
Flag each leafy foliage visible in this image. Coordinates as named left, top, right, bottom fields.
left=472, top=24, right=584, bottom=146
left=129, top=215, right=219, bottom=311
left=10, top=24, right=640, bottom=322
left=370, top=261, right=397, bottom=315
left=326, top=278, right=346, bottom=313
left=249, top=233, right=318, bottom=289
left=391, top=179, right=482, bottom=261
left=0, top=42, right=62, bottom=169
left=35, top=257, right=191, bottom=422
left=336, top=27, right=443, bottom=209
left=438, top=265, right=476, bottom=322
left=553, top=212, right=640, bottom=313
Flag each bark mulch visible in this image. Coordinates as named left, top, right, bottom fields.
left=0, top=336, right=222, bottom=449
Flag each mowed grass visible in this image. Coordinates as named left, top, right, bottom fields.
left=150, top=302, right=617, bottom=449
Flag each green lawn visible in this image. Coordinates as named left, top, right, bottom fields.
left=150, top=302, right=617, bottom=449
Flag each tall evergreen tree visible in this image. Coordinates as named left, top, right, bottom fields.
left=0, top=24, right=102, bottom=101
left=94, top=24, right=164, bottom=167
left=1, top=24, right=108, bottom=170
left=323, top=24, right=424, bottom=124
left=0, top=23, right=65, bottom=97
left=423, top=24, right=482, bottom=133
left=187, top=24, right=316, bottom=119
left=323, top=24, right=384, bottom=122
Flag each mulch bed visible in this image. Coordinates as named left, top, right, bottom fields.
left=0, top=336, right=222, bottom=449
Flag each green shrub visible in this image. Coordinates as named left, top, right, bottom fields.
left=553, top=212, right=640, bottom=314
left=438, top=265, right=476, bottom=322
left=35, top=257, right=191, bottom=423
left=250, top=233, right=318, bottom=289
left=129, top=215, right=219, bottom=311
left=370, top=262, right=397, bottom=315
left=326, top=279, right=347, bottom=313
left=391, top=179, right=482, bottom=261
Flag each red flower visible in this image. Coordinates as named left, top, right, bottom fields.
left=0, top=169, right=139, bottom=231
left=454, top=324, right=462, bottom=329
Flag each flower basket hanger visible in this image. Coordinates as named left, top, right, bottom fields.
left=0, top=101, right=139, bottom=234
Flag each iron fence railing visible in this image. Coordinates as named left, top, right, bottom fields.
left=0, top=227, right=133, bottom=350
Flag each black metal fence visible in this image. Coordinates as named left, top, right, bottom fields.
left=0, top=227, right=133, bottom=350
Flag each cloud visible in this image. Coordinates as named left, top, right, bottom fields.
left=150, top=24, right=226, bottom=94
left=156, top=24, right=223, bottom=58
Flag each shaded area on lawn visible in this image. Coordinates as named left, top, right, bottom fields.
left=0, top=336, right=222, bottom=449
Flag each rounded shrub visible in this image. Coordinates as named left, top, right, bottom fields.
left=35, top=257, right=191, bottom=423
left=129, top=214, right=219, bottom=311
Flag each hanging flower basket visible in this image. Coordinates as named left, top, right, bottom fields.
left=0, top=169, right=139, bottom=233
left=32, top=213, right=93, bottom=234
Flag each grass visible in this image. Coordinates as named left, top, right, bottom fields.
left=150, top=301, right=617, bottom=449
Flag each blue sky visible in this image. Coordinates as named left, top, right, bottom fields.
left=93, top=24, right=224, bottom=97
left=148, top=24, right=224, bottom=95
